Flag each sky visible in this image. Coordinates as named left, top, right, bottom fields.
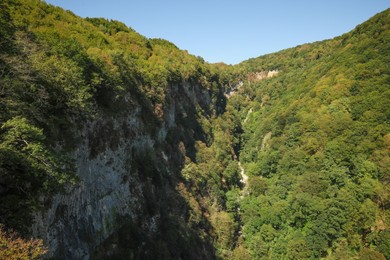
left=44, top=0, right=389, bottom=65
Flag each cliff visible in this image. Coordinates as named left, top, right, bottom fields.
left=0, top=0, right=230, bottom=258
left=32, top=80, right=220, bottom=259
left=1, top=1, right=389, bottom=259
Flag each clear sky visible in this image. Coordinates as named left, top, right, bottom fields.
left=44, top=0, right=389, bottom=64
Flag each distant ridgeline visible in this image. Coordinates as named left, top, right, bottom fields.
left=0, top=0, right=389, bottom=259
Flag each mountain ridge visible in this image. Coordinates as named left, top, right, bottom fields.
left=0, top=1, right=389, bottom=259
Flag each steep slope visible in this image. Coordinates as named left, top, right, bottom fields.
left=0, top=0, right=239, bottom=258
left=229, top=8, right=390, bottom=259
left=0, top=0, right=389, bottom=259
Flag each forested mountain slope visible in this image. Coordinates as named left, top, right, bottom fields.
left=0, top=0, right=237, bottom=258
left=229, top=9, right=390, bottom=259
left=0, top=0, right=389, bottom=259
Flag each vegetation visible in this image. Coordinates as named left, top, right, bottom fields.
left=0, top=0, right=237, bottom=257
left=228, top=8, right=390, bottom=259
left=0, top=224, right=47, bottom=259
left=0, top=0, right=389, bottom=259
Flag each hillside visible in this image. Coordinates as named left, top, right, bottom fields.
left=0, top=0, right=236, bottom=258
left=0, top=0, right=389, bottom=259
left=229, top=9, right=390, bottom=259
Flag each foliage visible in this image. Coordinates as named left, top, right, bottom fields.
left=0, top=117, right=76, bottom=231
left=0, top=0, right=14, bottom=52
left=1, top=0, right=235, bottom=257
left=0, top=1, right=389, bottom=259
left=233, top=8, right=390, bottom=259
left=0, top=224, right=47, bottom=259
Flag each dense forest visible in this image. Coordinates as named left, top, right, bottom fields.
left=0, top=0, right=389, bottom=259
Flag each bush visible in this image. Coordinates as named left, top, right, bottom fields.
left=0, top=224, right=47, bottom=259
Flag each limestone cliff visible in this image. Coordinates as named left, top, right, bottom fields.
left=32, top=80, right=221, bottom=259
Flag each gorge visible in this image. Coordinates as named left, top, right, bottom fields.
left=0, top=1, right=389, bottom=259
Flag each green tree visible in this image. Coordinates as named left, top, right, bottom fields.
left=286, top=233, right=311, bottom=260
left=0, top=0, right=14, bottom=51
left=358, top=248, right=386, bottom=260
left=0, top=117, right=76, bottom=230
left=375, top=230, right=390, bottom=259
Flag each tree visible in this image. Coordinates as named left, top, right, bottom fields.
left=0, top=117, right=76, bottom=231
left=210, top=211, right=236, bottom=253
left=0, top=0, right=14, bottom=52
left=0, top=117, right=75, bottom=189
left=286, top=235, right=311, bottom=260
left=0, top=224, right=47, bottom=259
left=375, top=230, right=390, bottom=259
left=248, top=176, right=267, bottom=196
left=223, top=161, right=241, bottom=188
left=232, top=245, right=251, bottom=259
left=358, top=248, right=386, bottom=260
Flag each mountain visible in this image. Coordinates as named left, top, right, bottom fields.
left=0, top=0, right=389, bottom=259
left=230, top=9, right=390, bottom=259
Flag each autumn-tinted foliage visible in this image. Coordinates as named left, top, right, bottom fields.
left=0, top=0, right=236, bottom=257
left=0, top=225, right=47, bottom=259
left=0, top=0, right=389, bottom=259
left=231, top=8, right=390, bottom=259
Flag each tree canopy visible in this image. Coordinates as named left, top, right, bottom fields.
left=0, top=1, right=389, bottom=258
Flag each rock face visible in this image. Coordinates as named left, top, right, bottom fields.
left=248, top=70, right=279, bottom=82
left=226, top=70, right=279, bottom=98
left=32, top=81, right=220, bottom=259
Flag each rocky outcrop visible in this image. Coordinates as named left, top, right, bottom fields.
left=32, top=80, right=220, bottom=259
left=248, top=70, right=279, bottom=83
left=226, top=70, right=279, bottom=98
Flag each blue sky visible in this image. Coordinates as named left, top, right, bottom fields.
left=44, top=0, right=389, bottom=64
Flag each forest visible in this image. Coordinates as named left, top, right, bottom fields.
left=0, top=0, right=389, bottom=259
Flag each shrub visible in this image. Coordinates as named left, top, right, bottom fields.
left=0, top=224, right=47, bottom=259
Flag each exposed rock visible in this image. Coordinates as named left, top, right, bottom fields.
left=261, top=131, right=272, bottom=151
left=32, top=80, right=220, bottom=259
